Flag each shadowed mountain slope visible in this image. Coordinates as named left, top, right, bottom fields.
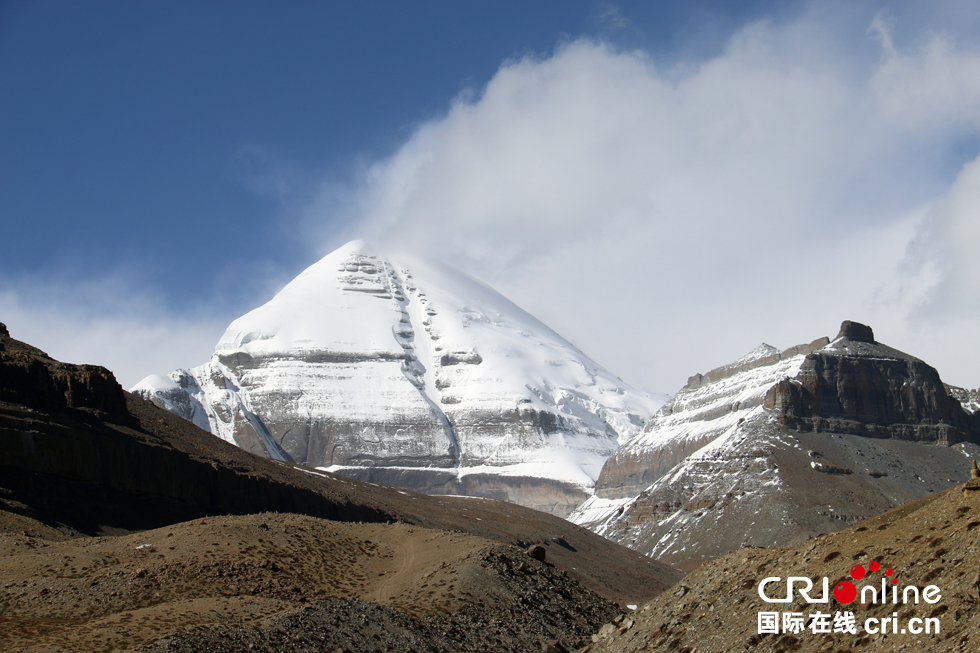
left=0, top=322, right=681, bottom=611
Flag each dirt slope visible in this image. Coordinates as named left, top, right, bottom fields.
left=582, top=477, right=980, bottom=653
left=0, top=323, right=683, bottom=651
left=0, top=325, right=681, bottom=607
left=0, top=511, right=625, bottom=652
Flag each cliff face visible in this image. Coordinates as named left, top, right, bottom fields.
left=0, top=323, right=393, bottom=532
left=0, top=325, right=127, bottom=415
left=571, top=322, right=980, bottom=571
left=765, top=321, right=978, bottom=442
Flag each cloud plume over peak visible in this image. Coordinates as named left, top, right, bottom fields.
left=316, top=12, right=980, bottom=391
left=9, top=4, right=980, bottom=396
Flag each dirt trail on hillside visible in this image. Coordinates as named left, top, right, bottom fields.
left=376, top=537, right=416, bottom=602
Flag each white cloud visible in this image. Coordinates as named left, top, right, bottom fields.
left=870, top=17, right=980, bottom=131
left=311, top=10, right=980, bottom=392
left=0, top=277, right=226, bottom=389
left=898, top=153, right=980, bottom=318
left=9, top=5, right=980, bottom=395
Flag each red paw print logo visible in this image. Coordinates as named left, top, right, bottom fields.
left=833, top=559, right=896, bottom=603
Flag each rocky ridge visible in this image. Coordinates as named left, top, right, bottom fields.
left=570, top=322, right=980, bottom=571
left=765, top=321, right=978, bottom=443
left=0, top=322, right=127, bottom=416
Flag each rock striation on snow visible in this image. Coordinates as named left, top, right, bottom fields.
left=133, top=241, right=664, bottom=516
left=570, top=321, right=980, bottom=570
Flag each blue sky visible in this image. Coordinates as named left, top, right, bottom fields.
left=2, top=0, right=791, bottom=303
left=3, top=1, right=980, bottom=392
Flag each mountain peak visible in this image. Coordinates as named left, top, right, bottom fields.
left=574, top=323, right=980, bottom=570
left=834, top=319, right=875, bottom=343
left=135, top=242, right=664, bottom=516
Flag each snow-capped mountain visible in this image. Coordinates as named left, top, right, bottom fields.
left=133, top=240, right=664, bottom=516
left=569, top=321, right=980, bottom=570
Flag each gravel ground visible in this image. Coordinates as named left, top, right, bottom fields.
left=0, top=512, right=619, bottom=652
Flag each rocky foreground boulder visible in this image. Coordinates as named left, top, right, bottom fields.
left=571, top=321, right=980, bottom=571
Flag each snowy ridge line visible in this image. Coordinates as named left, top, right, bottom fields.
left=621, top=355, right=807, bottom=455
left=568, top=337, right=820, bottom=548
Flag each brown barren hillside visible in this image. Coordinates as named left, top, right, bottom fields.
left=582, top=472, right=980, bottom=653
left=0, top=322, right=682, bottom=652
left=0, top=511, right=627, bottom=652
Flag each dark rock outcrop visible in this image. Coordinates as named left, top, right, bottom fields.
left=0, top=328, right=389, bottom=531
left=527, top=544, right=547, bottom=562
left=835, top=319, right=875, bottom=342
left=0, top=332, right=128, bottom=415
left=764, top=322, right=979, bottom=444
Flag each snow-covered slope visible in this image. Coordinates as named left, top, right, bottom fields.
left=569, top=322, right=980, bottom=570
left=948, top=385, right=980, bottom=415
left=587, top=341, right=824, bottom=501
left=133, top=241, right=665, bottom=516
